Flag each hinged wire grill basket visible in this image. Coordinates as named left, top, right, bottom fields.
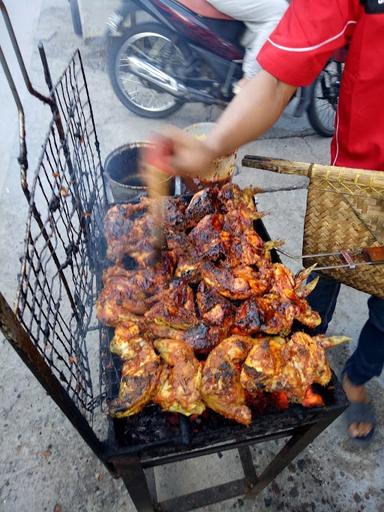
left=13, top=49, right=108, bottom=423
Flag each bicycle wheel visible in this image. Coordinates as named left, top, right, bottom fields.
left=307, top=61, right=343, bottom=137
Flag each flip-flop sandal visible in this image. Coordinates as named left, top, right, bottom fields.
left=345, top=401, right=376, bottom=443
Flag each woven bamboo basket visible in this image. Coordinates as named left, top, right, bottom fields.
left=242, top=155, right=384, bottom=299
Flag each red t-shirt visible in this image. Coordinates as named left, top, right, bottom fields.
left=257, top=0, right=384, bottom=171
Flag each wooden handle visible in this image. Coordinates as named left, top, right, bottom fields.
left=364, top=246, right=384, bottom=263
left=242, top=155, right=384, bottom=189
left=242, top=155, right=312, bottom=176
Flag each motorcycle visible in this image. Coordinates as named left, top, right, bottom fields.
left=105, top=0, right=342, bottom=137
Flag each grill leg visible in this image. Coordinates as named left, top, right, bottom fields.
left=238, top=446, right=258, bottom=488
left=114, top=459, right=156, bottom=512
left=248, top=415, right=338, bottom=497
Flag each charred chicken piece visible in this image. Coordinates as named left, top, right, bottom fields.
left=189, top=213, right=225, bottom=261
left=147, top=321, right=228, bottom=354
left=145, top=280, right=198, bottom=330
left=104, top=200, right=151, bottom=262
left=196, top=281, right=234, bottom=327
left=183, top=322, right=230, bottom=354
left=255, top=294, right=296, bottom=336
left=154, top=339, right=205, bottom=416
left=201, top=261, right=252, bottom=300
left=218, top=183, right=257, bottom=213
left=234, top=298, right=261, bottom=335
left=268, top=264, right=321, bottom=330
left=232, top=265, right=272, bottom=296
left=97, top=265, right=168, bottom=323
left=109, top=336, right=161, bottom=418
left=240, top=332, right=350, bottom=404
left=226, top=231, right=269, bottom=267
left=126, top=212, right=159, bottom=266
left=201, top=335, right=254, bottom=425
left=166, top=231, right=201, bottom=282
left=184, top=188, right=219, bottom=228
left=162, top=195, right=189, bottom=228
left=96, top=278, right=147, bottom=327
left=110, top=324, right=141, bottom=358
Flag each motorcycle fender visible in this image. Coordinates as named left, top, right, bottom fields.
left=106, top=1, right=140, bottom=36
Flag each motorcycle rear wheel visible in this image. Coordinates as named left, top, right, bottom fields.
left=307, top=60, right=343, bottom=137
left=107, top=23, right=188, bottom=118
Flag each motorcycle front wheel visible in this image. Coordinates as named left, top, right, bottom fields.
left=307, top=60, right=343, bottom=137
left=107, top=23, right=188, bottom=118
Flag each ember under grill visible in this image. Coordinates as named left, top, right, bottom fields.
left=0, top=6, right=348, bottom=511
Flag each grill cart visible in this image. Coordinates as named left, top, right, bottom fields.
left=0, top=3, right=352, bottom=511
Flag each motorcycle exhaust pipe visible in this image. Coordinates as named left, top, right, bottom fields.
left=126, top=55, right=227, bottom=106
left=126, top=55, right=187, bottom=97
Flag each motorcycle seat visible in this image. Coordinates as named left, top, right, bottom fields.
left=176, top=0, right=234, bottom=20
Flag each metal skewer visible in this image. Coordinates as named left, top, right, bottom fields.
left=277, top=246, right=384, bottom=271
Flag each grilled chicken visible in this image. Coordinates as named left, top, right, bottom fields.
left=184, top=322, right=230, bottom=354
left=189, top=214, right=225, bottom=261
left=97, top=267, right=165, bottom=324
left=252, top=264, right=321, bottom=334
left=96, top=278, right=146, bottom=327
left=145, top=280, right=198, bottom=330
left=201, top=261, right=253, bottom=300
left=196, top=281, right=234, bottom=327
left=110, top=324, right=141, bottom=358
left=146, top=321, right=228, bottom=354
left=218, top=183, right=257, bottom=214
left=255, top=295, right=296, bottom=336
left=99, top=184, right=336, bottom=422
left=234, top=298, right=261, bottom=335
left=184, top=188, right=218, bottom=227
left=104, top=199, right=153, bottom=263
left=109, top=336, right=162, bottom=418
left=154, top=339, right=205, bottom=416
left=240, top=332, right=349, bottom=404
left=201, top=336, right=254, bottom=425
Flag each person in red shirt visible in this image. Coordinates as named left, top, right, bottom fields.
left=162, top=0, right=384, bottom=441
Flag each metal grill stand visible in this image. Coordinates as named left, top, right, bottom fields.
left=108, top=407, right=342, bottom=512
left=0, top=3, right=347, bottom=511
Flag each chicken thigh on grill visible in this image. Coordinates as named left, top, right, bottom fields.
left=240, top=332, right=349, bottom=404
left=109, top=336, right=162, bottom=418
left=154, top=339, right=205, bottom=416
left=201, top=335, right=254, bottom=425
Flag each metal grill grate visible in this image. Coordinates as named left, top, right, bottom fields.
left=15, top=50, right=106, bottom=423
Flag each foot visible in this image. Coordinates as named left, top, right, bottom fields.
left=342, top=374, right=374, bottom=439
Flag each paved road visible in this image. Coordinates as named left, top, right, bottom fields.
left=1, top=2, right=382, bottom=512
left=0, top=0, right=43, bottom=191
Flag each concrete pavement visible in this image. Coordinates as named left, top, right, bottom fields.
left=0, top=1, right=383, bottom=511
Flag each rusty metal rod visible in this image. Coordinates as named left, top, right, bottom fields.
left=0, top=291, right=114, bottom=473
left=0, top=0, right=54, bottom=106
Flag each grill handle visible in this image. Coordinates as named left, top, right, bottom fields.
left=0, top=0, right=54, bottom=196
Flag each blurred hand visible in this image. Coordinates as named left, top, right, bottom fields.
left=162, top=126, right=218, bottom=179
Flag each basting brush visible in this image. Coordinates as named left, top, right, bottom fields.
left=141, top=135, right=175, bottom=251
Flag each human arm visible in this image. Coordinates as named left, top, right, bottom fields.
left=166, top=0, right=360, bottom=179
left=167, top=70, right=296, bottom=178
